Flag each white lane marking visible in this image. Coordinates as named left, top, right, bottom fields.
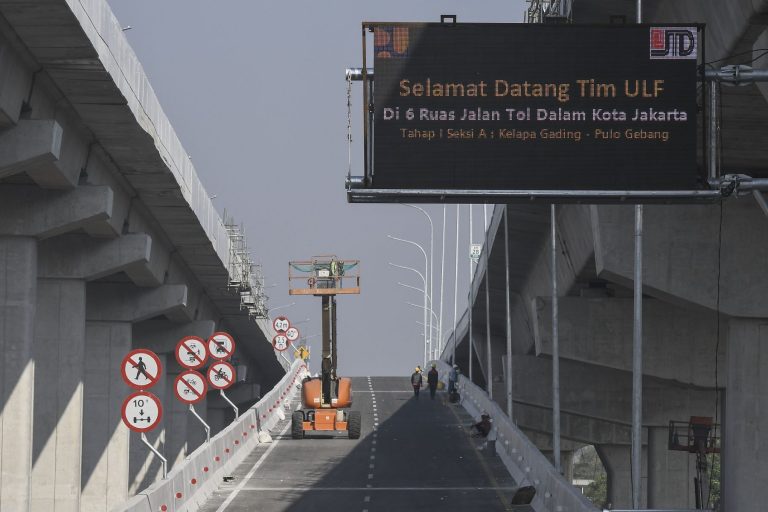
left=370, top=455, right=375, bottom=460
left=371, top=447, right=376, bottom=452
left=354, top=390, right=411, bottom=393
left=238, top=486, right=519, bottom=491
left=364, top=496, right=371, bottom=502
left=369, top=464, right=375, bottom=469
left=215, top=419, right=291, bottom=512
left=368, top=474, right=374, bottom=479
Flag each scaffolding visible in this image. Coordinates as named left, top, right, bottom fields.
left=224, top=216, right=268, bottom=319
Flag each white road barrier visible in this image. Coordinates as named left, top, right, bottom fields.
left=434, top=360, right=599, bottom=512
left=114, top=360, right=309, bottom=512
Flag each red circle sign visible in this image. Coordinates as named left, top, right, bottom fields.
left=175, top=336, right=208, bottom=370
left=121, top=349, right=162, bottom=390
left=273, top=316, right=290, bottom=332
left=273, top=334, right=290, bottom=352
left=207, top=361, right=236, bottom=390
left=121, top=391, right=163, bottom=433
left=207, top=332, right=235, bottom=361
left=174, top=370, right=208, bottom=405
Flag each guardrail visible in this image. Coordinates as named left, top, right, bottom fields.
left=434, top=360, right=598, bottom=512
left=115, top=359, right=309, bottom=512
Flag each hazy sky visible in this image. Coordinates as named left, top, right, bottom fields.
left=107, top=0, right=526, bottom=376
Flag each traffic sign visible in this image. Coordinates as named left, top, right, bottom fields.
left=273, top=316, right=290, bottom=332
left=121, top=349, right=162, bottom=390
left=470, top=243, right=482, bottom=263
left=175, top=336, right=208, bottom=370
left=294, top=345, right=310, bottom=360
left=121, top=391, right=162, bottom=433
left=207, top=361, right=236, bottom=390
left=174, top=370, right=207, bottom=405
left=207, top=331, right=235, bottom=360
left=285, top=326, right=300, bottom=342
left=273, top=333, right=289, bottom=352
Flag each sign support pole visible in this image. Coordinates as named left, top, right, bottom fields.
left=140, top=432, right=167, bottom=479
left=468, top=204, right=473, bottom=384
left=632, top=3, right=645, bottom=509
left=504, top=205, right=513, bottom=420
left=551, top=204, right=561, bottom=474
left=220, top=390, right=239, bottom=419
left=189, top=404, right=211, bottom=443
left=484, top=206, right=493, bottom=399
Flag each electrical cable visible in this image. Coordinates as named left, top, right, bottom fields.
left=704, top=48, right=768, bottom=66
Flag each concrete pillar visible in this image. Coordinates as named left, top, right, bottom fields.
left=723, top=319, right=768, bottom=511
left=164, top=365, right=189, bottom=470
left=129, top=353, right=167, bottom=495
left=647, top=426, right=695, bottom=508
left=80, top=322, right=131, bottom=512
left=0, top=237, right=36, bottom=511
left=596, top=444, right=647, bottom=509
left=31, top=278, right=86, bottom=512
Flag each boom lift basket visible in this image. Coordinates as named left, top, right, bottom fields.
left=289, top=256, right=360, bottom=296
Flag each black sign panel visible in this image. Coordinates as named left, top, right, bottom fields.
left=371, top=23, right=701, bottom=191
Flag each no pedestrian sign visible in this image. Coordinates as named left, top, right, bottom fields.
left=207, top=361, right=236, bottom=390
left=121, top=391, right=162, bottom=433
left=121, top=349, right=162, bottom=390
left=174, top=370, right=207, bottom=405
left=175, top=336, right=208, bottom=370
left=207, top=332, right=235, bottom=360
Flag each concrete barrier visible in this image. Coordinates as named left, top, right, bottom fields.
left=114, top=360, right=309, bottom=512
left=434, top=360, right=598, bottom=512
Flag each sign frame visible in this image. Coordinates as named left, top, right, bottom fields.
left=347, top=21, right=720, bottom=204
left=207, top=361, right=236, bottom=390
left=174, top=370, right=208, bottom=405
left=175, top=336, right=208, bottom=370
left=207, top=331, right=236, bottom=361
left=121, top=349, right=162, bottom=390
left=121, top=390, right=163, bottom=433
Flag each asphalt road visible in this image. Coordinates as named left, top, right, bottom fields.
left=199, top=376, right=519, bottom=512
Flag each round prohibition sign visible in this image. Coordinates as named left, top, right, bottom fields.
left=121, top=349, right=162, bottom=390
left=175, top=336, right=208, bottom=370
left=207, top=361, right=236, bottom=390
left=273, top=334, right=290, bottom=352
left=207, top=331, right=235, bottom=361
left=273, top=316, right=290, bottom=333
left=121, top=390, right=162, bottom=433
left=285, top=326, right=300, bottom=342
left=174, top=370, right=207, bottom=405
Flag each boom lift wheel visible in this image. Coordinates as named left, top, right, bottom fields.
left=291, top=411, right=305, bottom=439
left=348, top=410, right=361, bottom=439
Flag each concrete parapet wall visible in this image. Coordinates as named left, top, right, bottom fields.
left=114, top=360, right=308, bottom=512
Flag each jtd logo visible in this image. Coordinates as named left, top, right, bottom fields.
left=650, top=28, right=697, bottom=59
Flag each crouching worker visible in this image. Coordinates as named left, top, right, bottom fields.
left=472, top=413, right=492, bottom=438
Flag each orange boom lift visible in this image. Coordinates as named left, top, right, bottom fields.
left=288, top=256, right=361, bottom=439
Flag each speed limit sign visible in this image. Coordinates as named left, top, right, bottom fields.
left=273, top=333, right=289, bottom=352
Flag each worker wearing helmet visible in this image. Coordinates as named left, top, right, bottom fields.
left=427, top=363, right=439, bottom=400
left=410, top=367, right=423, bottom=399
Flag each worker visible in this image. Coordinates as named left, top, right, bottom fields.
left=448, top=364, right=459, bottom=394
left=427, top=364, right=439, bottom=400
left=472, top=413, right=492, bottom=437
left=410, top=367, right=423, bottom=399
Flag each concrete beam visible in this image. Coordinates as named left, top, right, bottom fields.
left=533, top=297, right=724, bottom=387
left=131, top=318, right=215, bottom=355
left=509, top=355, right=718, bottom=427
left=38, top=233, right=152, bottom=281
left=86, top=283, right=187, bottom=323
left=0, top=185, right=112, bottom=239
left=0, top=119, right=62, bottom=180
left=0, top=29, right=31, bottom=130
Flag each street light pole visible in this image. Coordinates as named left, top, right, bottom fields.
left=403, top=204, right=435, bottom=359
left=439, top=204, right=446, bottom=359
left=453, top=205, right=460, bottom=365
left=389, top=261, right=428, bottom=367
left=388, top=235, right=431, bottom=365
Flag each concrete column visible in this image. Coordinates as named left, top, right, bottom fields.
left=647, top=426, right=695, bottom=508
left=723, top=319, right=768, bottom=511
left=596, top=443, right=647, bottom=509
left=31, top=278, right=86, bottom=512
left=80, top=322, right=131, bottom=512
left=129, top=353, right=167, bottom=495
left=0, top=236, right=36, bottom=511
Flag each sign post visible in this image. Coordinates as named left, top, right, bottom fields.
left=121, top=391, right=167, bottom=478
left=208, top=361, right=238, bottom=418
left=174, top=369, right=210, bottom=443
